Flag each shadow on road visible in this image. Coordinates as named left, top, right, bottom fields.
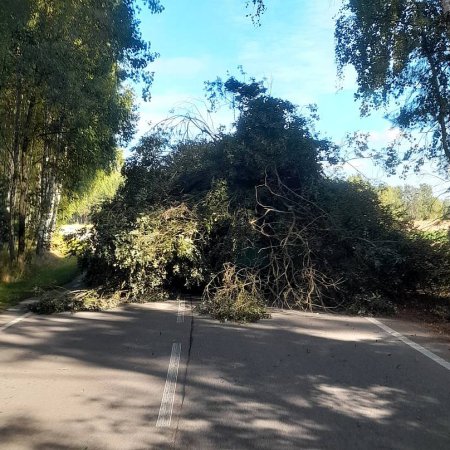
left=0, top=305, right=449, bottom=449
left=173, top=311, right=450, bottom=449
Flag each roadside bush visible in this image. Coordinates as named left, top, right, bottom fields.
left=316, top=179, right=412, bottom=302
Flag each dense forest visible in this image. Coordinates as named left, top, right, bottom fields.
left=0, top=0, right=162, bottom=261
left=2, top=0, right=450, bottom=323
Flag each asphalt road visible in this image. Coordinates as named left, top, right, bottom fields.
left=1, top=300, right=450, bottom=449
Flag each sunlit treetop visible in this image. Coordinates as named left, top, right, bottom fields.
left=335, top=0, right=450, bottom=169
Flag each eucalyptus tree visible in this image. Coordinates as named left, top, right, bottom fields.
left=0, top=0, right=162, bottom=260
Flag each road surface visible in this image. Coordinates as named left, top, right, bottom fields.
left=1, top=300, right=449, bottom=449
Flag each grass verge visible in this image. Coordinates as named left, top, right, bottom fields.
left=0, top=253, right=79, bottom=311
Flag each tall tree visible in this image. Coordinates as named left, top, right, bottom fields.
left=0, top=0, right=162, bottom=260
left=335, top=0, right=450, bottom=169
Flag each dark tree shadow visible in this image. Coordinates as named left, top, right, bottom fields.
left=1, top=304, right=449, bottom=449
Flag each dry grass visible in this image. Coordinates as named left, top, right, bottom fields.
left=414, top=220, right=450, bottom=232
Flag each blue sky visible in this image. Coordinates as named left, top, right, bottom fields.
left=133, top=0, right=449, bottom=195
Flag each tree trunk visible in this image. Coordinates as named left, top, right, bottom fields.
left=8, top=81, right=23, bottom=263
left=421, top=33, right=450, bottom=161
left=36, top=149, right=61, bottom=256
left=17, top=95, right=35, bottom=256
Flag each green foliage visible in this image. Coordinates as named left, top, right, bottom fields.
left=336, top=0, right=450, bottom=169
left=321, top=178, right=450, bottom=307
left=83, top=75, right=450, bottom=321
left=63, top=228, right=92, bottom=262
left=85, top=203, right=205, bottom=300
left=59, top=159, right=124, bottom=224
left=377, top=185, right=407, bottom=219
left=198, top=179, right=231, bottom=233
left=378, top=183, right=448, bottom=221
left=0, top=0, right=162, bottom=260
left=316, top=179, right=408, bottom=298
left=0, top=251, right=78, bottom=310
left=119, top=132, right=171, bottom=207
left=347, top=293, right=398, bottom=316
left=421, top=229, right=449, bottom=242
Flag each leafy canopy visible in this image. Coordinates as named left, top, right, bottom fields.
left=336, top=0, right=450, bottom=168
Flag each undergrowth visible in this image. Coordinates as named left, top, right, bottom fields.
left=0, top=249, right=79, bottom=310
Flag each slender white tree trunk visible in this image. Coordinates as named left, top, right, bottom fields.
left=36, top=146, right=61, bottom=255
left=36, top=178, right=61, bottom=255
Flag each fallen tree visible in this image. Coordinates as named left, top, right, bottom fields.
left=36, top=76, right=450, bottom=321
